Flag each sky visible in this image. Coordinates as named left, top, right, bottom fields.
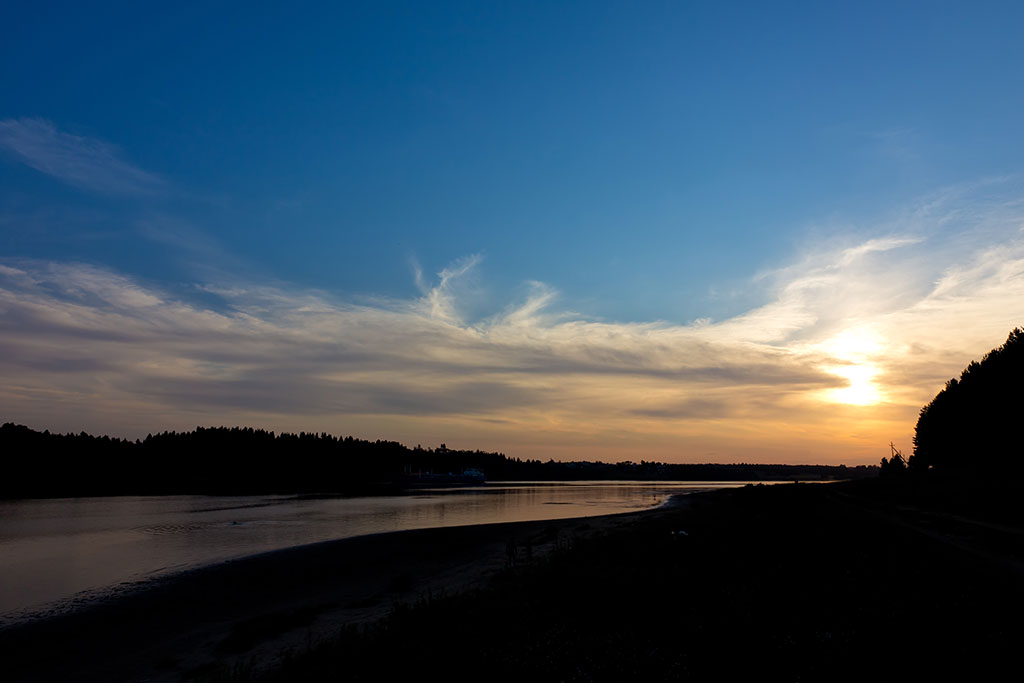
left=3, top=1, right=1024, bottom=464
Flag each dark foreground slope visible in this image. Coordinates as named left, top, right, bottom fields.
left=5, top=480, right=1021, bottom=682
left=254, top=480, right=1024, bottom=683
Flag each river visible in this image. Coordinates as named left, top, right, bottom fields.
left=0, top=480, right=753, bottom=623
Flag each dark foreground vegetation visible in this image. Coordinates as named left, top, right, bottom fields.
left=228, top=479, right=1024, bottom=683
left=0, top=423, right=873, bottom=498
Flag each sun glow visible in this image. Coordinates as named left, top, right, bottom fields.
left=818, top=328, right=885, bottom=405
left=826, top=363, right=881, bottom=405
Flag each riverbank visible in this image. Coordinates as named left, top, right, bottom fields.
left=0, top=481, right=722, bottom=619
left=5, top=479, right=1023, bottom=682
left=253, top=479, right=1024, bottom=682
left=0, top=503, right=669, bottom=682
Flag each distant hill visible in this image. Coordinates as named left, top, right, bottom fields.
left=0, top=423, right=875, bottom=498
left=913, top=328, right=1024, bottom=475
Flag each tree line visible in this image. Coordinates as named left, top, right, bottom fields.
left=0, top=423, right=873, bottom=498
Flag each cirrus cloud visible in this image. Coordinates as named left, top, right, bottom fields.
left=0, top=118, right=165, bottom=196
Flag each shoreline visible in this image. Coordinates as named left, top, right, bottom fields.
left=0, top=496, right=688, bottom=683
left=0, top=485, right=701, bottom=625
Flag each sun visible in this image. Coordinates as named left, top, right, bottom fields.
left=817, top=327, right=886, bottom=406
left=826, top=363, right=881, bottom=405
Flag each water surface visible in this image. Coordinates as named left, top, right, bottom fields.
left=0, top=481, right=749, bottom=623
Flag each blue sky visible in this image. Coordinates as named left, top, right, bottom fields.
left=3, top=1, right=1024, bottom=462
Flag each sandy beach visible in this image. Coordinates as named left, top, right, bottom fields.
left=0, top=503, right=675, bottom=683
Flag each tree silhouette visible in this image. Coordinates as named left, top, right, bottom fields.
left=880, top=442, right=907, bottom=478
left=913, top=327, right=1024, bottom=476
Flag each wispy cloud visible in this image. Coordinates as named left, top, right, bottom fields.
left=0, top=118, right=164, bottom=196
left=0, top=258, right=838, bottom=459
left=417, top=253, right=483, bottom=324
left=2, top=185, right=1024, bottom=463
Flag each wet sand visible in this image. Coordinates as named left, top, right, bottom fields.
left=0, top=502, right=680, bottom=683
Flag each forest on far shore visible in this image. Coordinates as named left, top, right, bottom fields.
left=0, top=423, right=875, bottom=499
